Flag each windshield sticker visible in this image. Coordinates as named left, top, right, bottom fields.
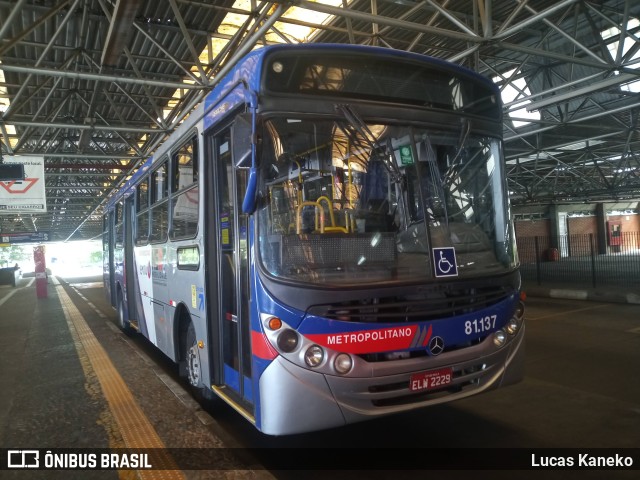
left=398, top=145, right=414, bottom=165
left=220, top=212, right=231, bottom=249
left=433, top=247, right=458, bottom=277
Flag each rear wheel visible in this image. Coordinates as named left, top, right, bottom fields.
left=117, top=290, right=132, bottom=333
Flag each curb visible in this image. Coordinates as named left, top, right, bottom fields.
left=524, top=285, right=640, bottom=305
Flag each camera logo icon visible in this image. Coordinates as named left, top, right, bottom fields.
left=7, top=450, right=40, bottom=468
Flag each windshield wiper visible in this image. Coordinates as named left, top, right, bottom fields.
left=334, top=104, right=403, bottom=184
left=443, top=118, right=472, bottom=183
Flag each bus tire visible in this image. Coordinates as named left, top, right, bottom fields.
left=117, top=290, right=133, bottom=333
left=182, top=321, right=216, bottom=402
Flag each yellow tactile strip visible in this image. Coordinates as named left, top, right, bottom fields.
left=57, top=285, right=186, bottom=480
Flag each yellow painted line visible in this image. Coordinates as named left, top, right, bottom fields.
left=57, top=285, right=185, bottom=480
left=526, top=303, right=608, bottom=321
left=0, top=276, right=35, bottom=307
left=0, top=288, right=18, bottom=308
left=73, top=281, right=104, bottom=289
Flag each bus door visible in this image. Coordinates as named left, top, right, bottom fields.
left=105, top=210, right=116, bottom=306
left=124, top=196, right=137, bottom=323
left=209, top=128, right=253, bottom=409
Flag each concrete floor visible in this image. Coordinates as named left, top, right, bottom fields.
left=1, top=274, right=638, bottom=480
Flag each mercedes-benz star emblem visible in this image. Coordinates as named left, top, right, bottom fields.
left=428, top=336, right=445, bottom=356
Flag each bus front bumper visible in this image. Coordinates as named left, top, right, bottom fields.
left=257, top=325, right=524, bottom=435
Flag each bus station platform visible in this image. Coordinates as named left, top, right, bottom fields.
left=1, top=273, right=639, bottom=480
left=0, top=274, right=272, bottom=479
left=522, top=283, right=640, bottom=305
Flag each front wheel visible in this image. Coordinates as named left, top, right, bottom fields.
left=181, top=321, right=216, bottom=402
left=185, top=322, right=201, bottom=388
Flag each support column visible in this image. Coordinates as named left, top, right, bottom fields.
left=33, top=245, right=47, bottom=299
left=595, top=203, right=607, bottom=254
left=548, top=205, right=568, bottom=258
left=549, top=204, right=560, bottom=249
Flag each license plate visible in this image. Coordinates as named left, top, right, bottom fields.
left=409, top=367, right=453, bottom=392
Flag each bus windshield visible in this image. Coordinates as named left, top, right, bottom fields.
left=257, top=115, right=515, bottom=286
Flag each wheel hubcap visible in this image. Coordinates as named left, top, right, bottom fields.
left=187, top=344, right=200, bottom=387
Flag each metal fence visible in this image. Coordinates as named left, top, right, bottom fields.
left=516, top=231, right=640, bottom=288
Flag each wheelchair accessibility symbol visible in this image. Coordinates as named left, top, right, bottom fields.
left=433, top=247, right=458, bottom=277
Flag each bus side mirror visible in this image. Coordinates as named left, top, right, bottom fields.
left=242, top=166, right=258, bottom=214
left=233, top=112, right=258, bottom=213
left=232, top=113, right=253, bottom=169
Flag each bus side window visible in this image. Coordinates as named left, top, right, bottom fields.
left=150, top=160, right=169, bottom=243
left=172, top=136, right=199, bottom=191
left=115, top=201, right=124, bottom=247
left=136, top=177, right=149, bottom=245
left=170, top=135, right=199, bottom=239
left=103, top=213, right=110, bottom=268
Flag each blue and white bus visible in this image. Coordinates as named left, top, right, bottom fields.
left=103, top=44, right=525, bottom=435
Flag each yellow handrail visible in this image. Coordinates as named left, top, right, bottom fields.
left=296, top=201, right=323, bottom=234
left=316, top=196, right=337, bottom=227
left=317, top=195, right=349, bottom=233
left=295, top=199, right=353, bottom=234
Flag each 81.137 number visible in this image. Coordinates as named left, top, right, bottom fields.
left=464, top=314, right=497, bottom=335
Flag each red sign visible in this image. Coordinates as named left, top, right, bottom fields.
left=0, top=157, right=46, bottom=213
left=0, top=178, right=39, bottom=194
left=306, top=324, right=432, bottom=354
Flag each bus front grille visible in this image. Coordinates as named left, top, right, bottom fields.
left=325, top=361, right=498, bottom=412
left=307, top=286, right=510, bottom=323
left=368, top=363, right=486, bottom=407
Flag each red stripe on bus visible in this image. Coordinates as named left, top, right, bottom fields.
left=251, top=330, right=278, bottom=360
left=422, top=324, right=433, bottom=346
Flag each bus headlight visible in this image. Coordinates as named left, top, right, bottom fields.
left=334, top=353, right=353, bottom=374
left=493, top=329, right=506, bottom=348
left=506, top=317, right=520, bottom=335
left=304, top=345, right=324, bottom=367
left=277, top=329, right=299, bottom=353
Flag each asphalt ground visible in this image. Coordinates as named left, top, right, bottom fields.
left=0, top=274, right=638, bottom=479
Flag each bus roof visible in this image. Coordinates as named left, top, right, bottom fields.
left=106, top=44, right=497, bottom=210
